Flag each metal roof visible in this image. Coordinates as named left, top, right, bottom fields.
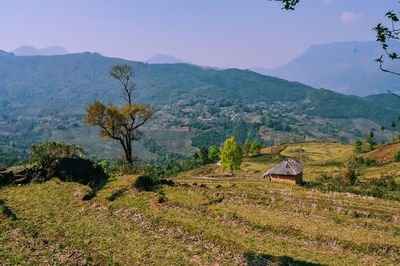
left=262, top=158, right=305, bottom=176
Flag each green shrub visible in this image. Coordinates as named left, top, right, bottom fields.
left=133, top=175, right=156, bottom=191
left=208, top=146, right=220, bottom=162
left=344, top=167, right=357, bottom=185
left=352, top=155, right=375, bottom=167
left=117, top=163, right=138, bottom=175
left=30, top=141, right=83, bottom=167
left=393, top=148, right=400, bottom=162
left=308, top=172, right=400, bottom=201
left=249, top=141, right=262, bottom=154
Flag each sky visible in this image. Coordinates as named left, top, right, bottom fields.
left=0, top=0, right=397, bottom=69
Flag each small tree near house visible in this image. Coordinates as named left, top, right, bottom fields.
left=249, top=141, right=262, bottom=154
left=85, top=64, right=154, bottom=163
left=208, top=146, right=220, bottom=162
left=242, top=139, right=251, bottom=157
left=219, top=137, right=243, bottom=172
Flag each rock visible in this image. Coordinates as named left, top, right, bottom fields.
left=15, top=166, right=49, bottom=184
left=0, top=158, right=107, bottom=188
left=0, top=168, right=14, bottom=186
left=51, top=157, right=107, bottom=188
left=156, top=179, right=175, bottom=186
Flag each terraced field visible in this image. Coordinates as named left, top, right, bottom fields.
left=1, top=142, right=400, bottom=264
left=1, top=169, right=400, bottom=265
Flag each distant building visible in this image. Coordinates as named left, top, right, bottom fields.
left=262, top=158, right=305, bottom=185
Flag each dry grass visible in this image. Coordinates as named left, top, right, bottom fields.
left=1, top=141, right=400, bottom=264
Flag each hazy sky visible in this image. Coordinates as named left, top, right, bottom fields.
left=0, top=0, right=396, bottom=68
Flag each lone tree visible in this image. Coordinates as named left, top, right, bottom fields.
left=219, top=136, right=243, bottom=171
left=85, top=64, right=154, bottom=163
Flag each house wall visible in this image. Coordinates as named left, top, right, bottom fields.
left=270, top=173, right=302, bottom=185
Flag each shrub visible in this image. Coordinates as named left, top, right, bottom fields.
left=352, top=155, right=375, bottom=167
left=343, top=167, right=357, bottom=185
left=393, top=148, right=400, bottom=162
left=30, top=141, right=83, bottom=167
left=249, top=141, right=262, bottom=154
left=133, top=175, right=157, bottom=191
left=208, top=146, right=220, bottom=162
left=354, top=138, right=363, bottom=153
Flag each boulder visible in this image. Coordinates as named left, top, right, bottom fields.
left=0, top=168, right=14, bottom=186
left=0, top=158, right=107, bottom=188
left=50, top=157, right=107, bottom=188
left=15, top=166, right=49, bottom=184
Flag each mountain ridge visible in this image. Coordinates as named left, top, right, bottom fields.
left=145, top=53, right=183, bottom=64
left=251, top=40, right=400, bottom=96
left=12, top=45, right=68, bottom=56
left=0, top=51, right=399, bottom=162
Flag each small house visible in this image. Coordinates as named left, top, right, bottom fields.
left=262, top=158, right=305, bottom=185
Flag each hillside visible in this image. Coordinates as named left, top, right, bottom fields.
left=1, top=141, right=400, bottom=264
left=0, top=51, right=399, bottom=164
left=251, top=41, right=400, bottom=96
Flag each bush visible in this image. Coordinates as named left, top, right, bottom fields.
left=208, top=146, right=220, bottom=162
left=393, top=148, right=400, bottom=162
left=30, top=141, right=83, bottom=167
left=343, top=167, right=357, bottom=185
left=351, top=155, right=375, bottom=167
left=308, top=172, right=400, bottom=201
left=133, top=175, right=156, bottom=191
left=249, top=141, right=262, bottom=154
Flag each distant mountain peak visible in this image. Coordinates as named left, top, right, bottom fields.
left=251, top=40, right=400, bottom=96
left=145, top=53, right=183, bottom=64
left=12, top=45, right=68, bottom=56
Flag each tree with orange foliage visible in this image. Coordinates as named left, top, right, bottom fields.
left=85, top=65, right=154, bottom=163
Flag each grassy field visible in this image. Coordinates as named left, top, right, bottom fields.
left=1, top=142, right=400, bottom=265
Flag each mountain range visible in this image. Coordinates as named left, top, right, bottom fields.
left=0, top=49, right=399, bottom=163
left=251, top=41, right=400, bottom=96
left=12, top=45, right=69, bottom=56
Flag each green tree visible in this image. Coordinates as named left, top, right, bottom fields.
left=85, top=65, right=154, bottom=163
left=392, top=121, right=396, bottom=142
left=208, top=146, right=220, bottom=162
left=242, top=139, right=251, bottom=157
left=199, top=145, right=209, bottom=164
left=354, top=138, right=363, bottom=153
left=397, top=116, right=400, bottom=137
left=219, top=137, right=243, bottom=171
left=365, top=131, right=377, bottom=149
left=249, top=141, right=262, bottom=154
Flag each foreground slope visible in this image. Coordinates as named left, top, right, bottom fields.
left=1, top=156, right=400, bottom=265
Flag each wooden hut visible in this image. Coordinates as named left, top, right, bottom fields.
left=262, top=158, right=305, bottom=185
